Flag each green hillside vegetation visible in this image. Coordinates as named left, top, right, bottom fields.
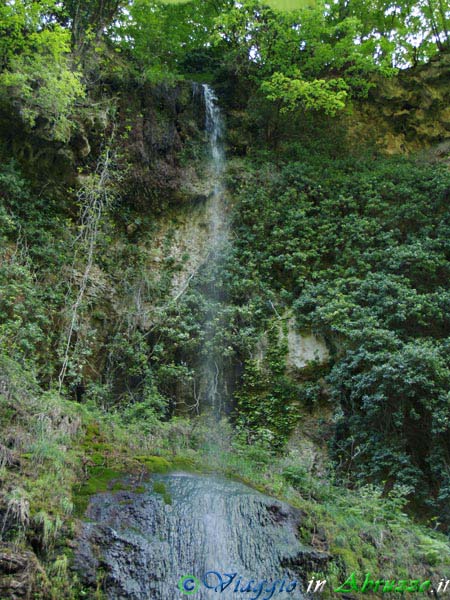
left=0, top=0, right=449, bottom=597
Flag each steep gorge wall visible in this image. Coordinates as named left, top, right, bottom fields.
left=347, top=51, right=450, bottom=156
left=0, top=78, right=220, bottom=403
left=58, top=55, right=450, bottom=404
left=1, top=53, right=449, bottom=406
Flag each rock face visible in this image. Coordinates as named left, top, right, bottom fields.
left=255, top=317, right=330, bottom=374
left=348, top=51, right=450, bottom=155
left=74, top=473, right=329, bottom=600
left=285, top=320, right=329, bottom=372
left=115, top=82, right=208, bottom=211
left=0, top=544, right=39, bottom=599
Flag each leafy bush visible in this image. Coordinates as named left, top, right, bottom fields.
left=0, top=3, right=84, bottom=141
left=230, top=151, right=450, bottom=520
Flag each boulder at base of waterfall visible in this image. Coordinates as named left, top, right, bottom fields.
left=74, top=473, right=330, bottom=599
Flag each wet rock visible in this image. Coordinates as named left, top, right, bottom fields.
left=282, top=548, right=330, bottom=576
left=74, top=473, right=325, bottom=600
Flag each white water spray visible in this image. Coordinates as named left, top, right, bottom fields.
left=203, top=84, right=228, bottom=251
left=201, top=85, right=229, bottom=415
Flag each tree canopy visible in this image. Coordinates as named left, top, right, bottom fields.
left=0, top=0, right=448, bottom=123
left=111, top=0, right=449, bottom=111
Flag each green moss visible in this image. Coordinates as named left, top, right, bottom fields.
left=152, top=481, right=172, bottom=505
left=73, top=467, right=123, bottom=516
left=85, top=422, right=101, bottom=438
left=90, top=452, right=105, bottom=466
left=152, top=481, right=165, bottom=494
left=93, top=442, right=115, bottom=452
left=135, top=455, right=172, bottom=472
left=111, top=481, right=129, bottom=492
left=226, top=470, right=268, bottom=495
left=172, top=455, right=198, bottom=471
left=332, top=547, right=361, bottom=573
left=83, top=467, right=122, bottom=493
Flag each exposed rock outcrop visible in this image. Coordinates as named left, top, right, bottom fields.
left=75, top=473, right=330, bottom=599
left=0, top=544, right=39, bottom=599
left=349, top=51, right=450, bottom=155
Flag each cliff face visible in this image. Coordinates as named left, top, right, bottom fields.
left=1, top=48, right=450, bottom=600
left=1, top=53, right=448, bottom=404
left=111, top=82, right=208, bottom=211
left=348, top=51, right=450, bottom=156
left=0, top=79, right=205, bottom=203
left=5, top=57, right=448, bottom=399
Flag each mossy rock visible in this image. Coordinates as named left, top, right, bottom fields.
left=84, top=422, right=102, bottom=439
left=73, top=466, right=123, bottom=516
left=81, top=440, right=114, bottom=454
left=171, top=455, right=197, bottom=471
left=331, top=547, right=361, bottom=573
left=91, top=442, right=115, bottom=452
left=152, top=481, right=172, bottom=505
left=81, top=467, right=123, bottom=494
left=90, top=452, right=106, bottom=466
left=135, top=455, right=172, bottom=472
left=111, top=481, right=132, bottom=492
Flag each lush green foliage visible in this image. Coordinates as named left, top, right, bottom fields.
left=229, top=148, right=450, bottom=519
left=0, top=1, right=84, bottom=140
left=113, top=0, right=447, bottom=111
left=0, top=0, right=449, bottom=595
left=0, top=0, right=447, bottom=129
left=213, top=0, right=395, bottom=104
left=327, top=0, right=450, bottom=62
left=116, top=0, right=232, bottom=80
left=261, top=71, right=349, bottom=115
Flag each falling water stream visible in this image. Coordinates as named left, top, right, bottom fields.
left=201, top=84, right=229, bottom=415
left=75, top=87, right=320, bottom=599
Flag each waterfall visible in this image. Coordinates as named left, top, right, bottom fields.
left=76, top=473, right=314, bottom=599
left=201, top=84, right=229, bottom=416
left=74, top=87, right=318, bottom=600
left=203, top=84, right=224, bottom=180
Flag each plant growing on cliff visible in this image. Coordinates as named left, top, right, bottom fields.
left=0, top=2, right=85, bottom=141
left=58, top=133, right=120, bottom=391
left=261, top=71, right=349, bottom=115
left=230, top=150, right=450, bottom=520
